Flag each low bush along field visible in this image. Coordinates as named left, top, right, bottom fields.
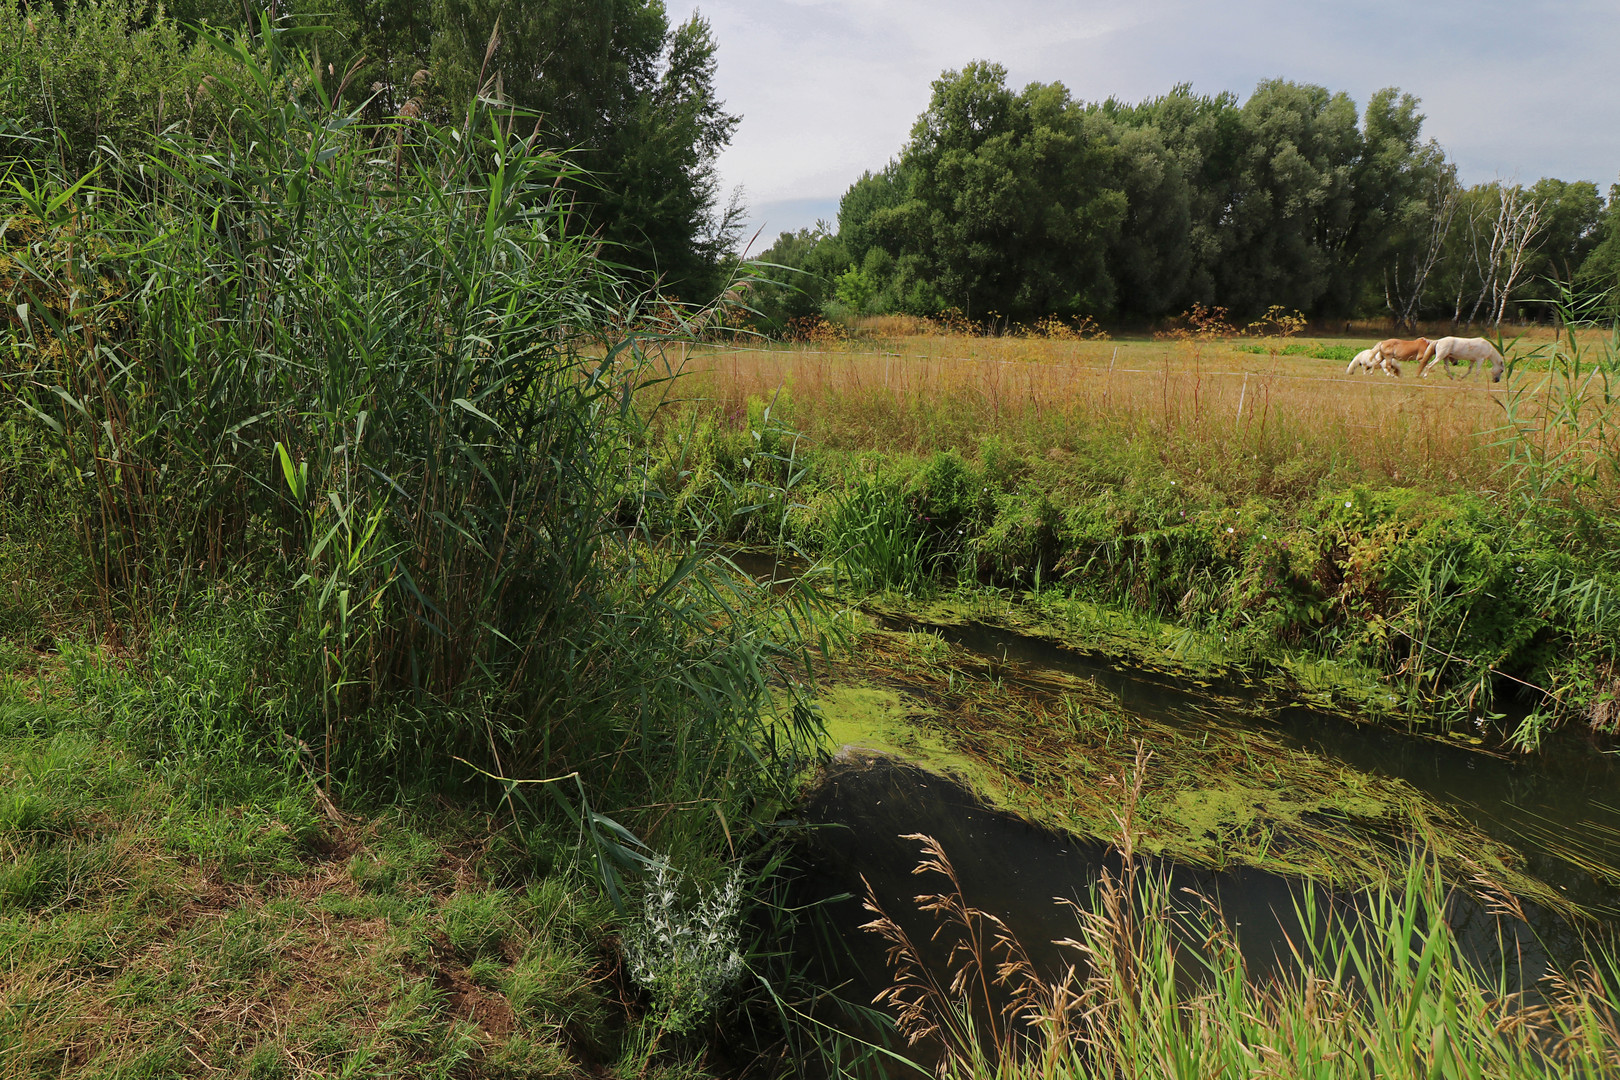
left=646, top=327, right=1620, bottom=749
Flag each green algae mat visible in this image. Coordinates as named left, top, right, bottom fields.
left=811, top=625, right=1572, bottom=916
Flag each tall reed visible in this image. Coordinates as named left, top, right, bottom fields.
left=2, top=27, right=820, bottom=867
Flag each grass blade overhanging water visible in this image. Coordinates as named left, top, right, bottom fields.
left=855, top=756, right=1620, bottom=1079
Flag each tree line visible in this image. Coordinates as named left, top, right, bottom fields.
left=754, top=62, right=1620, bottom=332
left=0, top=0, right=741, bottom=297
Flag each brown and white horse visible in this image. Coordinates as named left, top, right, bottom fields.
left=1371, top=337, right=1432, bottom=375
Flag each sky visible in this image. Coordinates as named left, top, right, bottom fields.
left=662, top=0, right=1620, bottom=251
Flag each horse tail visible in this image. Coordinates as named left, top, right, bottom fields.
left=1418, top=338, right=1442, bottom=377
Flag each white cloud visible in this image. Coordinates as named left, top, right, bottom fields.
left=667, top=0, right=1620, bottom=240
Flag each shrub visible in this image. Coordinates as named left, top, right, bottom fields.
left=620, top=864, right=745, bottom=1035
left=0, top=0, right=204, bottom=173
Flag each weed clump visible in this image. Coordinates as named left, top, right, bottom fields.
left=620, top=863, right=747, bottom=1036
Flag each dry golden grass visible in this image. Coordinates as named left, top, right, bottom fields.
left=851, top=313, right=935, bottom=337
left=679, top=333, right=1542, bottom=492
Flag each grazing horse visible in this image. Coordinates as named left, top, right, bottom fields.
left=1418, top=336, right=1505, bottom=382
left=1347, top=347, right=1400, bottom=376
left=1371, top=337, right=1431, bottom=375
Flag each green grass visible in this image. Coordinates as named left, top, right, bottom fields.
left=0, top=26, right=830, bottom=1077
left=2, top=21, right=825, bottom=857
left=6, top=15, right=1620, bottom=1079
left=1234, top=339, right=1360, bottom=361
left=0, top=697, right=635, bottom=1078
left=646, top=385, right=1620, bottom=748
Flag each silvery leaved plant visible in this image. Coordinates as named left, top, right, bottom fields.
left=621, top=864, right=746, bottom=1034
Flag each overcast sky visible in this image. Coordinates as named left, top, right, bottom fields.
left=663, top=0, right=1620, bottom=250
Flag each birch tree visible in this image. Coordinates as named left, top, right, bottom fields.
left=1385, top=168, right=1458, bottom=330
left=1486, top=186, right=1544, bottom=327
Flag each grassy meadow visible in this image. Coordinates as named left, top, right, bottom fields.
left=682, top=326, right=1594, bottom=493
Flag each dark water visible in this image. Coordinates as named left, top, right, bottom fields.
left=791, top=755, right=1590, bottom=1076
left=797, top=756, right=1333, bottom=985
left=779, top=610, right=1620, bottom=1066
left=723, top=551, right=1620, bottom=1053
left=895, top=616, right=1620, bottom=919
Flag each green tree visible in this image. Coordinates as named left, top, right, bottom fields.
left=3, top=1, right=743, bottom=299
left=1104, top=84, right=1245, bottom=311
left=821, top=68, right=1601, bottom=331
left=833, top=266, right=876, bottom=315
left=431, top=1, right=740, bottom=295
left=1525, top=177, right=1603, bottom=290
left=1100, top=119, right=1192, bottom=317
left=152, top=1, right=437, bottom=126
left=1382, top=163, right=1459, bottom=329
left=749, top=225, right=849, bottom=328
left=837, top=164, right=908, bottom=266
left=0, top=0, right=201, bottom=173
left=877, top=62, right=1128, bottom=321
left=1350, top=88, right=1449, bottom=319
left=1217, top=79, right=1361, bottom=317
left=836, top=164, right=946, bottom=315
left=1576, top=182, right=1620, bottom=312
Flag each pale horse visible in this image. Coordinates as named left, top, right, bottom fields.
left=1418, top=337, right=1505, bottom=382
left=1346, top=347, right=1400, bottom=376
